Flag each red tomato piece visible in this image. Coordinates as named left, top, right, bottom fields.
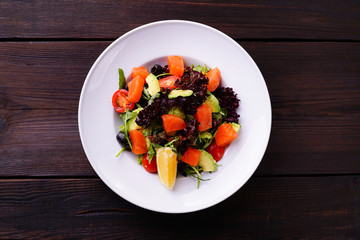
left=181, top=147, right=201, bottom=166
left=112, top=89, right=135, bottom=113
left=206, top=141, right=225, bottom=162
left=195, top=104, right=212, bottom=132
left=158, top=75, right=180, bottom=90
left=142, top=154, right=157, bottom=173
left=161, top=114, right=186, bottom=133
left=215, top=123, right=238, bottom=147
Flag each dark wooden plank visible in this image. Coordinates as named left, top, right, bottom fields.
left=245, top=42, right=360, bottom=175
left=0, top=109, right=94, bottom=176
left=0, top=42, right=105, bottom=111
left=0, top=176, right=359, bottom=239
left=0, top=42, right=102, bottom=176
left=0, top=41, right=359, bottom=176
left=1, top=0, right=359, bottom=40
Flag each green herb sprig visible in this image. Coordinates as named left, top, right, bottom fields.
left=118, top=68, right=126, bottom=89
left=119, top=108, right=138, bottom=149
left=192, top=64, right=211, bottom=75
left=183, top=165, right=210, bottom=189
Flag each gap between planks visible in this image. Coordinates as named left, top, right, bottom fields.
left=0, top=173, right=359, bottom=180
left=0, top=38, right=359, bottom=43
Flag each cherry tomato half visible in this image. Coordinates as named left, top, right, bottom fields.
left=112, top=89, right=135, bottom=113
left=142, top=154, right=157, bottom=173
left=158, top=75, right=180, bottom=90
left=206, top=141, right=225, bottom=162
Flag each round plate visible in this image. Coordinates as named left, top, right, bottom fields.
left=78, top=20, right=271, bottom=213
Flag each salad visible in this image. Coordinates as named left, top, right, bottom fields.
left=112, top=56, right=240, bottom=190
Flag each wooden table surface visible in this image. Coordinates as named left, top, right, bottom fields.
left=1, top=1, right=359, bottom=239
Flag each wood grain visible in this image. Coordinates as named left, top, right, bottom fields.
left=246, top=42, right=360, bottom=175
left=0, top=0, right=359, bottom=40
left=0, top=176, right=359, bottom=239
left=1, top=41, right=359, bottom=176
left=0, top=42, right=104, bottom=176
left=0, top=109, right=94, bottom=176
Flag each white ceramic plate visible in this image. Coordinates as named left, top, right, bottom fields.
left=78, top=20, right=271, bottom=213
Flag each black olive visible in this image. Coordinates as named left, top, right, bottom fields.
left=150, top=64, right=163, bottom=76
left=116, top=131, right=131, bottom=151
left=163, top=65, right=169, bottom=73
